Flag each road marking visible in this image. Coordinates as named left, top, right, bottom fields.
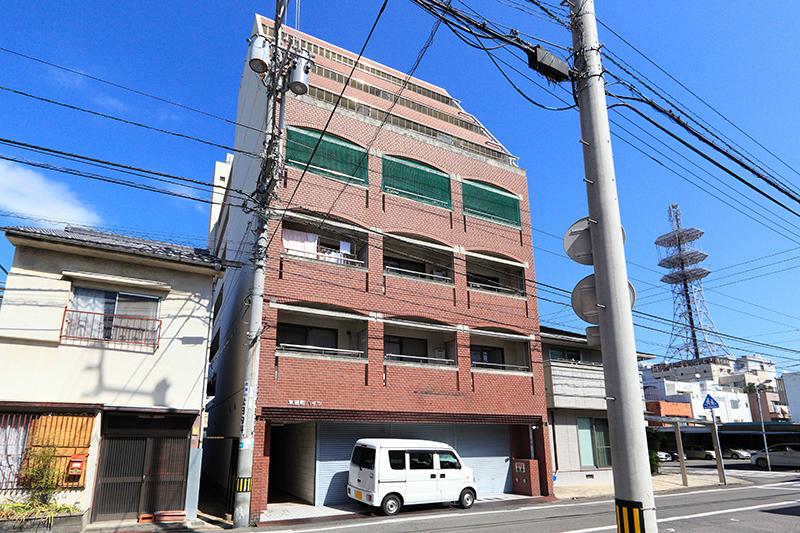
left=560, top=498, right=800, bottom=533
left=275, top=481, right=800, bottom=533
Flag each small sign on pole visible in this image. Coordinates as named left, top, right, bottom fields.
left=702, top=394, right=719, bottom=410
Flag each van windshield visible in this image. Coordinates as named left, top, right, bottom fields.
left=351, top=445, right=376, bottom=469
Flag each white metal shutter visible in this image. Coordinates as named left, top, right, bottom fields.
left=315, top=423, right=390, bottom=505
left=454, top=425, right=512, bottom=496
left=314, top=423, right=511, bottom=505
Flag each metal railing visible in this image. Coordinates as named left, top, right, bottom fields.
left=60, top=309, right=161, bottom=350
left=384, top=265, right=453, bottom=283
left=276, top=343, right=365, bottom=359
left=471, top=360, right=531, bottom=372
left=467, top=280, right=524, bottom=296
left=384, top=353, right=456, bottom=366
left=0, top=412, right=94, bottom=491
left=285, top=246, right=364, bottom=267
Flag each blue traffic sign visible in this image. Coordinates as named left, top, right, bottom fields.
left=703, top=394, right=720, bottom=410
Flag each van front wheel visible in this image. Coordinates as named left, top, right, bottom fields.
left=459, top=488, right=476, bottom=509
left=381, top=494, right=402, bottom=516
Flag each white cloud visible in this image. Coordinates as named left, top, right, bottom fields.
left=91, top=94, right=130, bottom=113
left=0, top=160, right=102, bottom=226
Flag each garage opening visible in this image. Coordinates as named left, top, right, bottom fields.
left=268, top=422, right=316, bottom=505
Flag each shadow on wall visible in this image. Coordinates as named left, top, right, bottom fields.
left=323, top=471, right=351, bottom=506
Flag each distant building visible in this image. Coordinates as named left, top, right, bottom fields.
left=748, top=389, right=790, bottom=422
left=645, top=401, right=694, bottom=426
left=541, top=326, right=653, bottom=486
left=647, top=356, right=735, bottom=383
left=641, top=373, right=752, bottom=423
left=0, top=226, right=220, bottom=526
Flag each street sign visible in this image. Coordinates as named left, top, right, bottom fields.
left=563, top=217, right=626, bottom=265
left=703, top=394, right=720, bottom=410
left=571, top=274, right=636, bottom=324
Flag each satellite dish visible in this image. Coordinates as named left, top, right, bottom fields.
left=563, top=217, right=626, bottom=265
left=571, top=274, right=636, bottom=324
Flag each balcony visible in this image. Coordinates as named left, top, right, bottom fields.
left=383, top=235, right=454, bottom=285
left=275, top=309, right=368, bottom=362
left=282, top=221, right=367, bottom=268
left=466, top=255, right=525, bottom=298
left=60, top=308, right=161, bottom=351
left=470, top=333, right=531, bottom=373
left=383, top=321, right=457, bottom=367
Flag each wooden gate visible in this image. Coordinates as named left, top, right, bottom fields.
left=92, top=414, right=191, bottom=522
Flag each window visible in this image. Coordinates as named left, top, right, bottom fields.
left=409, top=451, right=434, bottom=470
left=577, top=417, right=612, bottom=468
left=351, top=446, right=376, bottom=469
left=549, top=348, right=581, bottom=362
left=461, top=179, right=521, bottom=227
left=384, top=335, right=428, bottom=357
left=382, top=156, right=451, bottom=209
left=285, top=127, right=368, bottom=185
left=466, top=272, right=501, bottom=288
left=730, top=399, right=740, bottom=409
left=388, top=450, right=406, bottom=470
left=67, top=288, right=159, bottom=344
left=471, top=345, right=505, bottom=365
left=438, top=451, right=461, bottom=469
left=384, top=256, right=426, bottom=275
left=277, top=323, right=337, bottom=349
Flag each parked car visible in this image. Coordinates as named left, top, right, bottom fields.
left=684, top=445, right=716, bottom=460
left=665, top=450, right=687, bottom=461
left=656, top=451, right=673, bottom=462
left=751, top=443, right=800, bottom=469
left=722, top=448, right=751, bottom=460
left=347, top=439, right=477, bottom=515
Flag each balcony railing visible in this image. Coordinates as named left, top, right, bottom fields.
left=471, top=360, right=531, bottom=372
left=467, top=280, right=524, bottom=297
left=60, top=309, right=161, bottom=350
left=384, top=353, right=456, bottom=366
left=285, top=246, right=364, bottom=267
left=384, top=265, right=453, bottom=283
left=276, top=343, right=366, bottom=359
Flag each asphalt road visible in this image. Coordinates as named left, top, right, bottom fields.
left=262, top=475, right=800, bottom=533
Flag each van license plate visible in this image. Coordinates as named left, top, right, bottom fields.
left=355, top=490, right=363, bottom=500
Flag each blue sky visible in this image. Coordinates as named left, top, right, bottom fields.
left=1, top=1, right=799, bottom=370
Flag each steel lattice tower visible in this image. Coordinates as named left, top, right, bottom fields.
left=655, top=204, right=731, bottom=360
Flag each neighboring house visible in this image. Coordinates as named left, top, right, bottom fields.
left=642, top=372, right=752, bottom=424
left=0, top=226, right=220, bottom=526
left=645, top=401, right=694, bottom=426
left=540, top=326, right=652, bottom=486
left=204, top=16, right=552, bottom=523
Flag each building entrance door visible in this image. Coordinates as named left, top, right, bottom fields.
left=92, top=413, right=191, bottom=522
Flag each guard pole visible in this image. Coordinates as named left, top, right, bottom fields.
left=673, top=423, right=687, bottom=487
left=570, top=1, right=657, bottom=530
left=709, top=409, right=726, bottom=485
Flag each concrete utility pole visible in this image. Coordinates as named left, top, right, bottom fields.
left=234, top=0, right=288, bottom=526
left=570, top=1, right=657, bottom=530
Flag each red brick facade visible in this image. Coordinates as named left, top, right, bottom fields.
left=246, top=20, right=552, bottom=520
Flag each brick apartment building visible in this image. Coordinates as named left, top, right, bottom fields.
left=203, top=16, right=552, bottom=521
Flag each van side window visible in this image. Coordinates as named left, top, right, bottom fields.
left=409, top=451, right=434, bottom=470
left=351, top=446, right=376, bottom=469
left=388, top=450, right=406, bottom=470
left=438, top=451, right=461, bottom=469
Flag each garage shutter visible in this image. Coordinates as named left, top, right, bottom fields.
left=454, top=425, right=512, bottom=496
left=315, top=423, right=511, bottom=506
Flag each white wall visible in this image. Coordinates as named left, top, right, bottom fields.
left=549, top=408, right=613, bottom=486
left=782, top=372, right=800, bottom=423
left=0, top=245, right=214, bottom=411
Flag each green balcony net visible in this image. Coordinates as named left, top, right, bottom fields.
left=285, top=127, right=369, bottom=185
left=462, top=179, right=521, bottom=227
left=382, top=155, right=452, bottom=209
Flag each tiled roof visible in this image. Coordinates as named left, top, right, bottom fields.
left=3, top=226, right=221, bottom=270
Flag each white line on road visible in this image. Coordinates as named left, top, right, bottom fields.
left=560, top=499, right=800, bottom=533
left=274, top=481, right=800, bottom=533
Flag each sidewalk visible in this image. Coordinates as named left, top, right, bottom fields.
left=554, top=472, right=746, bottom=500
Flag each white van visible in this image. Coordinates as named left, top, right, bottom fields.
left=346, top=438, right=477, bottom=515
